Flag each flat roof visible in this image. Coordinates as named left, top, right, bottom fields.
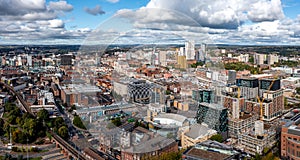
left=185, top=147, right=232, bottom=160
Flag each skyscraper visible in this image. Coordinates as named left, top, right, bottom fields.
left=159, top=51, right=167, bottom=67
left=185, top=40, right=195, bottom=60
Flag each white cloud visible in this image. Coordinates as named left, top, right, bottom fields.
left=247, top=0, right=284, bottom=22
left=48, top=19, right=64, bottom=28
left=109, top=0, right=300, bottom=45
left=0, top=0, right=84, bottom=44
left=49, top=1, right=73, bottom=12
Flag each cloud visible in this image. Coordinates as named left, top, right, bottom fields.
left=117, top=0, right=285, bottom=30
left=48, top=19, right=64, bottom=28
left=0, top=0, right=46, bottom=16
left=84, top=5, right=105, bottom=16
left=0, top=0, right=86, bottom=44
left=106, top=0, right=119, bottom=3
left=247, top=0, right=284, bottom=22
left=107, top=0, right=300, bottom=45
left=49, top=1, right=73, bottom=12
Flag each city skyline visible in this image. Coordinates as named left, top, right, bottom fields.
left=0, top=0, right=300, bottom=45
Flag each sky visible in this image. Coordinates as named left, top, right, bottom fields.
left=0, top=0, right=300, bottom=45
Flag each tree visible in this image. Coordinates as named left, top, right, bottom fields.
left=73, top=115, right=86, bottom=129
left=0, top=118, right=4, bottom=136
left=12, top=129, right=25, bottom=143
left=37, top=109, right=49, bottom=121
left=209, top=134, right=223, bottom=143
left=58, top=126, right=69, bottom=139
left=111, top=117, right=122, bottom=127
left=249, top=56, right=254, bottom=63
left=296, top=87, right=300, bottom=95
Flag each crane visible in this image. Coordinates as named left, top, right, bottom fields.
left=256, top=79, right=277, bottom=121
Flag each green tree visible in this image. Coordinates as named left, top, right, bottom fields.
left=12, top=129, right=25, bottom=143
left=209, top=134, right=223, bottom=143
left=249, top=56, right=254, bottom=63
left=73, top=115, right=86, bottom=129
left=0, top=119, right=4, bottom=136
left=58, top=126, right=69, bottom=139
left=111, top=117, right=122, bottom=127
left=37, top=109, right=49, bottom=121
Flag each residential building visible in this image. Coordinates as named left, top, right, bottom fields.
left=159, top=51, right=167, bottom=67
left=267, top=54, right=279, bottom=65
left=254, top=53, right=266, bottom=65
left=185, top=41, right=195, bottom=60
left=237, top=78, right=259, bottom=99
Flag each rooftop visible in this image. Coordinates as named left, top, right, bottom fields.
left=154, top=113, right=187, bottom=123
left=185, top=123, right=217, bottom=139
left=199, top=102, right=225, bottom=110
left=184, top=147, right=232, bottom=160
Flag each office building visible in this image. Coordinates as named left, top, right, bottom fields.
left=127, top=79, right=152, bottom=104
left=281, top=113, right=300, bottom=159
left=196, top=102, right=228, bottom=136
left=181, top=123, right=217, bottom=149
left=192, top=89, right=214, bottom=104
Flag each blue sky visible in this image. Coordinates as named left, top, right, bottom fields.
left=0, top=0, right=300, bottom=45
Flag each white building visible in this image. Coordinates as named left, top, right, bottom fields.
left=159, top=51, right=167, bottom=67
left=267, top=54, right=279, bottom=65
left=255, top=53, right=266, bottom=65
left=185, top=41, right=195, bottom=60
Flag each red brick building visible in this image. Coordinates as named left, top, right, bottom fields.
left=281, top=123, right=300, bottom=159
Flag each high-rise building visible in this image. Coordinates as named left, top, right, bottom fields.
left=185, top=41, right=195, bottom=60
left=227, top=70, right=236, bottom=85
left=159, top=51, right=167, bottom=67
left=254, top=53, right=266, bottom=65
left=177, top=55, right=187, bottom=69
left=196, top=102, right=228, bottom=135
left=267, top=54, right=279, bottom=65
left=223, top=96, right=245, bottom=119
left=236, top=78, right=259, bottom=99
left=237, top=54, right=249, bottom=63
left=259, top=79, right=281, bottom=96
left=192, top=89, right=214, bottom=104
